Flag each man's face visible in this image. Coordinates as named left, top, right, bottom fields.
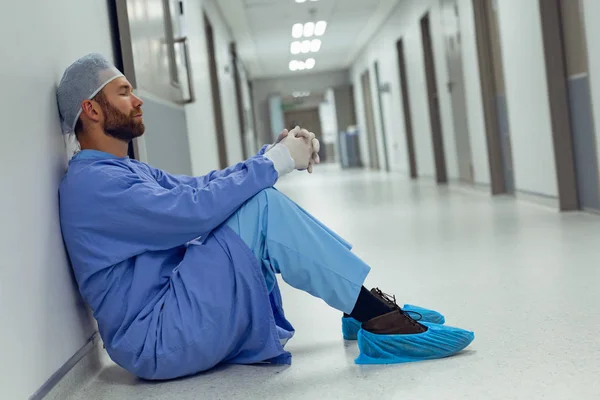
left=96, top=77, right=145, bottom=142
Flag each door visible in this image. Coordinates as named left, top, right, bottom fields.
left=560, top=0, right=600, bottom=211
left=420, top=13, right=448, bottom=183
left=231, top=42, right=248, bottom=159
left=472, top=0, right=514, bottom=194
left=488, top=0, right=515, bottom=193
left=441, top=0, right=473, bottom=183
left=396, top=39, right=418, bottom=178
left=538, top=0, right=580, bottom=210
left=374, top=62, right=391, bottom=171
left=361, top=70, right=380, bottom=169
left=205, top=14, right=228, bottom=169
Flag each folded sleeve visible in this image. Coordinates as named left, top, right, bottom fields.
left=140, top=155, right=270, bottom=190
left=91, top=157, right=279, bottom=250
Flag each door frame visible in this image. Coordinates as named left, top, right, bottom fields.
left=396, top=39, right=418, bottom=178
left=420, top=13, right=448, bottom=183
left=205, top=13, right=228, bottom=169
left=538, top=0, right=579, bottom=210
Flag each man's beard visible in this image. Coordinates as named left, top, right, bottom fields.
left=97, top=97, right=145, bottom=142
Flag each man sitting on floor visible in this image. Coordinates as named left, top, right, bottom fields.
left=56, top=54, right=474, bottom=380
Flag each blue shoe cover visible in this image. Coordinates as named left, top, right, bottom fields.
left=355, top=322, right=475, bottom=364
left=342, top=316, right=362, bottom=340
left=342, top=305, right=445, bottom=341
left=403, top=304, right=446, bottom=325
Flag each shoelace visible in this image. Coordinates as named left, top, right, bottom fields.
left=372, top=288, right=424, bottom=322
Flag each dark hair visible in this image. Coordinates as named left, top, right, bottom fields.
left=74, top=90, right=107, bottom=138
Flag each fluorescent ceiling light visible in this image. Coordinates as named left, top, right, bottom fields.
left=290, top=41, right=302, bottom=54
left=310, top=39, right=321, bottom=52
left=292, top=23, right=303, bottom=38
left=301, top=40, right=311, bottom=53
left=289, top=60, right=299, bottom=71
left=297, top=61, right=306, bottom=71
left=295, top=0, right=307, bottom=2
left=315, top=21, right=327, bottom=36
left=292, top=91, right=311, bottom=97
left=305, top=58, right=316, bottom=70
left=303, top=22, right=315, bottom=37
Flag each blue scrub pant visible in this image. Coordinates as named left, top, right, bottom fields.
left=226, top=188, right=370, bottom=314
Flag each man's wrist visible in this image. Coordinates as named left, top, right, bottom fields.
left=264, top=144, right=295, bottom=177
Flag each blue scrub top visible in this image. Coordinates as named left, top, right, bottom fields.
left=59, top=148, right=294, bottom=380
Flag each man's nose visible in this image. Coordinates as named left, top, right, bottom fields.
left=132, top=94, right=144, bottom=108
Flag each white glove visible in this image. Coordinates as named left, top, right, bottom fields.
left=278, top=133, right=313, bottom=170
left=265, top=126, right=321, bottom=174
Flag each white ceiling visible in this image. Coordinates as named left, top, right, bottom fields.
left=216, top=0, right=401, bottom=79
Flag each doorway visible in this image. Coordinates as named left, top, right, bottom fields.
left=205, top=13, right=228, bottom=169
left=472, top=0, right=514, bottom=194
left=361, top=70, right=380, bottom=169
left=396, top=39, right=417, bottom=178
left=420, top=13, right=447, bottom=183
left=440, top=0, right=473, bottom=183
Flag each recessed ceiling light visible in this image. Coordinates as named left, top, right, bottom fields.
left=290, top=41, right=302, bottom=54
left=303, top=22, right=315, bottom=37
left=289, top=60, right=299, bottom=71
left=297, top=61, right=307, bottom=71
left=295, top=0, right=307, bottom=3
left=301, top=40, right=311, bottom=53
left=292, top=23, right=303, bottom=38
left=310, top=39, right=321, bottom=52
left=305, top=58, right=316, bottom=69
left=315, top=21, right=327, bottom=36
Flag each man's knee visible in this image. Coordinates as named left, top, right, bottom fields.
left=258, top=188, right=290, bottom=208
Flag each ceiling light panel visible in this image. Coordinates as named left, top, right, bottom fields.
left=303, top=22, right=315, bottom=37
left=292, top=23, right=303, bottom=38
left=315, top=21, right=327, bottom=36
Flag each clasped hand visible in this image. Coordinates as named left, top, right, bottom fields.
left=271, top=126, right=321, bottom=173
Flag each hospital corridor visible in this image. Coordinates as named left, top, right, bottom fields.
left=64, top=166, right=600, bottom=399
left=4, top=0, right=600, bottom=398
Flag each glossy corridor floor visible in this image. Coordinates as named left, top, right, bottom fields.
left=68, top=166, right=600, bottom=400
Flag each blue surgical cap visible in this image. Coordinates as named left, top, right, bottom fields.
left=57, top=53, right=124, bottom=134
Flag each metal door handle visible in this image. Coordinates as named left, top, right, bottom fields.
left=174, top=36, right=195, bottom=104
left=163, top=0, right=180, bottom=88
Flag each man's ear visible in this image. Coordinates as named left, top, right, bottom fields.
left=81, top=99, right=102, bottom=123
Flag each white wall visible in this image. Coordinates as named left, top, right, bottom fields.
left=0, top=1, right=112, bottom=398
left=183, top=0, right=245, bottom=175
left=251, top=70, right=350, bottom=145
left=582, top=0, right=600, bottom=172
left=350, top=0, right=488, bottom=181
left=496, top=0, right=558, bottom=197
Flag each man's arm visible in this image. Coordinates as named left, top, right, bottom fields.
left=93, top=156, right=279, bottom=250
left=142, top=155, right=264, bottom=190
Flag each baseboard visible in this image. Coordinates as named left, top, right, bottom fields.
left=30, top=333, right=107, bottom=400
left=514, top=190, right=559, bottom=210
